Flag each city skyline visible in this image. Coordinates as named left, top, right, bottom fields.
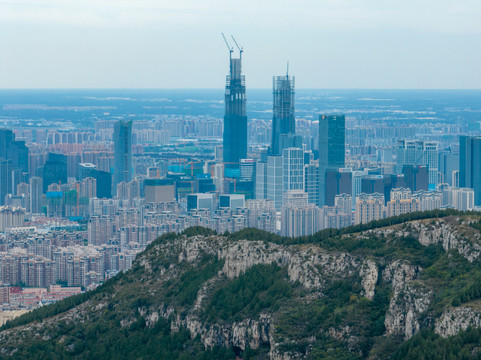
left=1, top=1, right=481, bottom=89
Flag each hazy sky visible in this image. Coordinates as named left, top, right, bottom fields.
left=1, top=0, right=481, bottom=89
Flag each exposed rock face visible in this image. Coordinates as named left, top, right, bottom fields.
left=360, top=260, right=378, bottom=300
left=218, top=241, right=290, bottom=279
left=218, top=240, right=359, bottom=290
left=435, top=307, right=481, bottom=338
left=383, top=261, right=431, bottom=339
left=409, top=220, right=481, bottom=262
left=179, top=314, right=271, bottom=351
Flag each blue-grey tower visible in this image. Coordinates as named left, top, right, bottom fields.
left=222, top=34, right=247, bottom=177
left=318, top=114, right=345, bottom=206
left=271, top=69, right=295, bottom=156
left=460, top=135, right=481, bottom=205
left=113, top=120, right=133, bottom=190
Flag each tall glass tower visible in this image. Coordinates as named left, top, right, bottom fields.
left=271, top=74, right=295, bottom=156
left=113, top=120, right=133, bottom=189
left=460, top=136, right=481, bottom=205
left=223, top=43, right=247, bottom=177
left=318, top=114, right=345, bottom=206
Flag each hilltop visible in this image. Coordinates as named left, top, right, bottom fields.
left=2, top=212, right=481, bottom=359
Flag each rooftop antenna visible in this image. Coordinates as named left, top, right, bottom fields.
left=221, top=33, right=233, bottom=59
left=231, top=35, right=243, bottom=58
left=286, top=61, right=289, bottom=78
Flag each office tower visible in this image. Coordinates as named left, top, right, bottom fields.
left=187, top=193, right=215, bottom=212
left=325, top=168, right=352, bottom=206
left=0, top=129, right=28, bottom=173
left=0, top=129, right=29, bottom=205
left=223, top=41, right=247, bottom=177
left=194, top=177, right=216, bottom=193
left=220, top=194, right=245, bottom=209
left=11, top=169, right=28, bottom=196
left=402, top=165, right=429, bottom=193
left=266, top=156, right=283, bottom=210
left=29, top=177, right=43, bottom=214
left=42, top=153, right=68, bottom=193
left=305, top=161, right=319, bottom=205
left=240, top=159, right=256, bottom=181
left=271, top=73, right=295, bottom=156
left=396, top=140, right=439, bottom=188
left=0, top=160, right=11, bottom=205
left=352, top=170, right=368, bottom=207
left=113, top=120, right=133, bottom=189
left=67, top=153, right=82, bottom=179
left=255, top=162, right=268, bottom=200
left=227, top=179, right=255, bottom=200
left=318, top=115, right=345, bottom=206
left=439, top=150, right=459, bottom=186
left=78, top=163, right=112, bottom=199
left=144, top=179, right=175, bottom=203
left=282, top=148, right=305, bottom=193
left=459, top=136, right=481, bottom=205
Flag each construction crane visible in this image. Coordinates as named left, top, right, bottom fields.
left=221, top=33, right=233, bottom=56
left=231, top=35, right=243, bottom=57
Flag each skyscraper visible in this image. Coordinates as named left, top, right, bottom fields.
left=113, top=120, right=133, bottom=189
left=223, top=39, right=247, bottom=177
left=29, top=176, right=43, bottom=214
left=78, top=163, right=112, bottom=199
left=318, top=115, right=345, bottom=206
left=282, top=148, right=304, bottom=193
left=42, top=153, right=67, bottom=193
left=0, top=129, right=29, bottom=205
left=396, top=139, right=439, bottom=188
left=266, top=156, right=283, bottom=210
left=460, top=136, right=481, bottom=205
left=271, top=73, right=295, bottom=156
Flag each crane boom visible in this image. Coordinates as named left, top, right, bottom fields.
left=222, top=33, right=233, bottom=53
left=231, top=35, right=243, bottom=54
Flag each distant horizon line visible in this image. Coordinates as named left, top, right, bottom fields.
left=1, top=88, right=481, bottom=91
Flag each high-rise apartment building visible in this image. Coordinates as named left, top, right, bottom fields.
left=113, top=120, right=133, bottom=190
left=223, top=45, right=247, bottom=176
left=319, top=115, right=345, bottom=206
left=354, top=193, right=384, bottom=225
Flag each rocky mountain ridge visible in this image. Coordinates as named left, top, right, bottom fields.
left=2, top=213, right=481, bottom=359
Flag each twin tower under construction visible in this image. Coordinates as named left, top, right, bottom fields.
left=222, top=35, right=296, bottom=177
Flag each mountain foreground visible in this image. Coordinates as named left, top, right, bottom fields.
left=2, top=211, right=481, bottom=359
